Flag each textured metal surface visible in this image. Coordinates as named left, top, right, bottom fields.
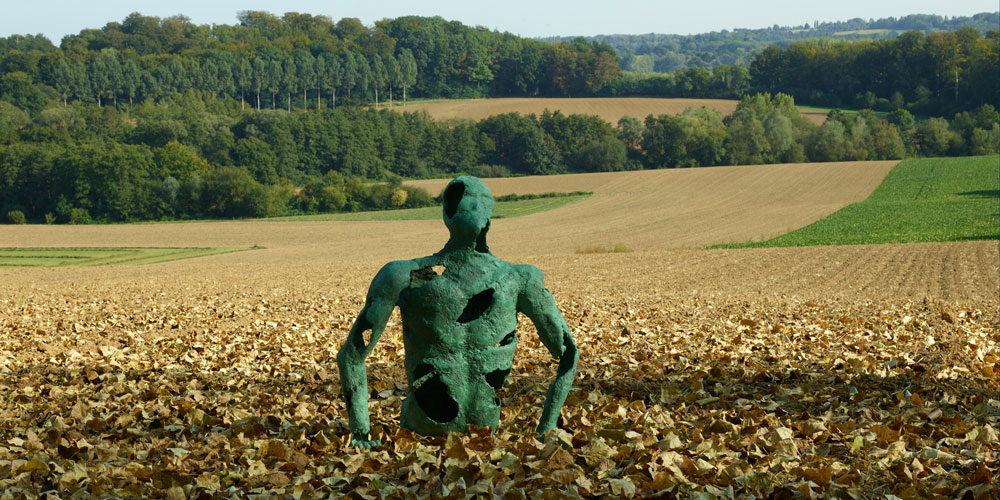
left=337, top=176, right=578, bottom=447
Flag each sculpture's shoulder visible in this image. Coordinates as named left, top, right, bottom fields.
left=370, top=259, right=422, bottom=299
left=512, top=263, right=545, bottom=290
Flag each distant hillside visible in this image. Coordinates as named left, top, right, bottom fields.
left=541, top=12, right=999, bottom=72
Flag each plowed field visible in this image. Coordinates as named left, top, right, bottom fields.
left=2, top=161, right=997, bottom=498
left=1, top=160, right=899, bottom=258
left=395, top=97, right=830, bottom=125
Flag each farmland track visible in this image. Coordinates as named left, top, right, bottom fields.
left=393, top=97, right=830, bottom=125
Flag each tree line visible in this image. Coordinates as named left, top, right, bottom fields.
left=37, top=47, right=421, bottom=112
left=0, top=13, right=997, bottom=224
left=0, top=13, right=995, bottom=117
left=2, top=90, right=996, bottom=224
left=600, top=28, right=998, bottom=117
left=0, top=12, right=619, bottom=114
left=749, top=28, right=998, bottom=116
left=548, top=12, right=998, bottom=72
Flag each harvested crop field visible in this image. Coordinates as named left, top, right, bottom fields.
left=407, top=160, right=901, bottom=252
left=1, top=161, right=997, bottom=498
left=0, top=160, right=899, bottom=258
left=395, top=97, right=830, bottom=125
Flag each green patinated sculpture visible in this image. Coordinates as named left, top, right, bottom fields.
left=336, top=176, right=579, bottom=448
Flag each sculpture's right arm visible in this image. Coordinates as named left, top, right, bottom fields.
left=336, top=261, right=412, bottom=449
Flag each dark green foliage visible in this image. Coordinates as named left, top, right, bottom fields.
left=572, top=136, right=628, bottom=172
left=914, top=118, right=960, bottom=157
left=6, top=210, right=25, bottom=224
left=464, top=164, right=511, bottom=178
left=68, top=207, right=91, bottom=224
left=0, top=87, right=994, bottom=223
left=539, top=110, right=623, bottom=171
left=597, top=26, right=997, bottom=119
left=747, top=28, right=999, bottom=116
left=546, top=12, right=998, bottom=72
left=0, top=71, right=49, bottom=113
left=601, top=66, right=751, bottom=99
left=0, top=14, right=619, bottom=112
left=478, top=113, right=563, bottom=175
left=200, top=166, right=269, bottom=218
left=0, top=101, right=27, bottom=143
left=641, top=107, right=728, bottom=168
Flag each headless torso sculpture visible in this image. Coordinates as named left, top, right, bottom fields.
left=337, top=176, right=579, bottom=448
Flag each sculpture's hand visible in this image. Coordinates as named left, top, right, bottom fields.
left=350, top=432, right=381, bottom=450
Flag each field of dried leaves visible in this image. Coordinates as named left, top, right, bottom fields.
left=1, top=162, right=997, bottom=498
left=394, top=97, right=830, bottom=125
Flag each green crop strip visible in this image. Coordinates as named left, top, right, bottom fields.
left=0, top=246, right=257, bottom=267
left=710, top=155, right=999, bottom=248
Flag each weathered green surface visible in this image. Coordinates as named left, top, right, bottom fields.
left=337, top=176, right=578, bottom=448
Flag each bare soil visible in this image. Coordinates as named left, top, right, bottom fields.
left=395, top=97, right=829, bottom=125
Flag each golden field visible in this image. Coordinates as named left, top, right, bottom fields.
left=391, top=97, right=830, bottom=125
left=1, top=162, right=996, bottom=498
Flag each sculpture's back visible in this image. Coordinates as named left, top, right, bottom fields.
left=397, top=252, right=520, bottom=434
left=337, top=176, right=578, bottom=448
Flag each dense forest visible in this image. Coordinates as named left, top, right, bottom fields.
left=0, top=12, right=997, bottom=224
left=544, top=12, right=999, bottom=71
left=2, top=90, right=995, bottom=224
left=0, top=12, right=619, bottom=107
left=0, top=12, right=992, bottom=117
left=602, top=27, right=999, bottom=117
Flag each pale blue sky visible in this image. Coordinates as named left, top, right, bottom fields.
left=2, top=0, right=996, bottom=45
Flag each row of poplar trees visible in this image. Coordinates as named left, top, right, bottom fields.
left=48, top=47, right=418, bottom=111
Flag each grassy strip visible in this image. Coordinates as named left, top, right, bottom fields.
left=493, top=191, right=592, bottom=202
left=0, top=246, right=257, bottom=267
left=265, top=193, right=592, bottom=222
left=576, top=243, right=634, bottom=254
left=710, top=155, right=999, bottom=248
left=833, top=29, right=892, bottom=36
left=796, top=105, right=888, bottom=119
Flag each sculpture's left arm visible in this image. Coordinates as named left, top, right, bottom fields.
left=516, top=265, right=579, bottom=437
left=336, top=260, right=413, bottom=448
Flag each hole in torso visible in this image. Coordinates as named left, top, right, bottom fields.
left=412, top=363, right=459, bottom=423
left=495, top=330, right=516, bottom=347
left=410, top=266, right=446, bottom=288
left=484, top=368, right=510, bottom=390
left=458, top=288, right=495, bottom=324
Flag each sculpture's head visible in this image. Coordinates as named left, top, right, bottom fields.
left=442, top=176, right=494, bottom=252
